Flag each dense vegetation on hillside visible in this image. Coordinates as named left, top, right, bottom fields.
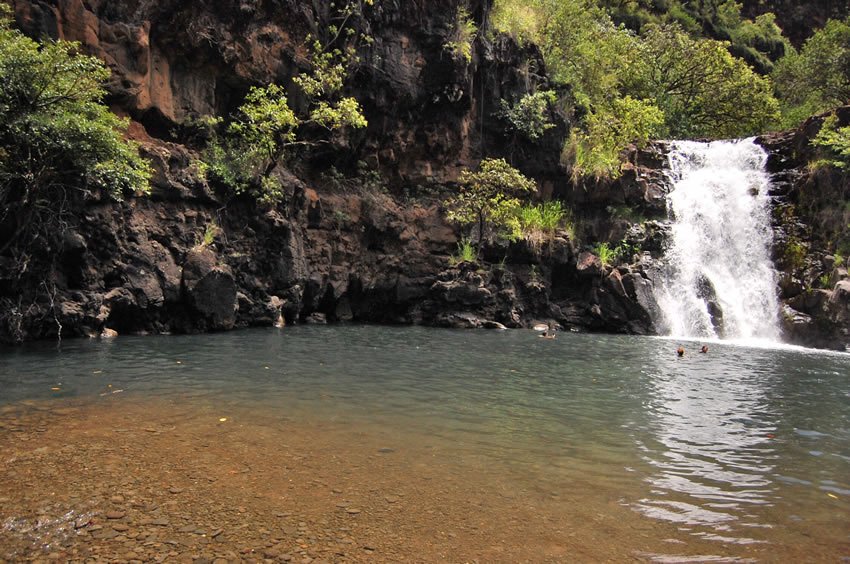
left=492, top=0, right=850, bottom=179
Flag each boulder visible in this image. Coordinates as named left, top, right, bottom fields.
left=576, top=252, right=603, bottom=278
left=182, top=247, right=237, bottom=330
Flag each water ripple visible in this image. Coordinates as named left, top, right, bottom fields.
left=1, top=326, right=849, bottom=551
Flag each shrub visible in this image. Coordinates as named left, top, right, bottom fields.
left=783, top=238, right=808, bottom=272
left=593, top=242, right=617, bottom=267
left=203, top=3, right=369, bottom=205
left=567, top=96, right=664, bottom=181
left=811, top=114, right=850, bottom=169
left=508, top=200, right=569, bottom=247
left=498, top=90, right=557, bottom=141
left=0, top=8, right=150, bottom=258
left=443, top=7, right=478, bottom=63
left=200, top=221, right=221, bottom=247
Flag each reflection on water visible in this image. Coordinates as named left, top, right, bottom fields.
left=635, top=351, right=779, bottom=543
left=1, top=326, right=849, bottom=558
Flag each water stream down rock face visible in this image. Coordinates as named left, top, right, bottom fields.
left=655, top=139, right=781, bottom=342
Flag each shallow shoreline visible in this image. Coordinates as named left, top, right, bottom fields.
left=1, top=396, right=843, bottom=562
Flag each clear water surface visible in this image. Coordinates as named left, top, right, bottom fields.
left=1, top=326, right=849, bottom=558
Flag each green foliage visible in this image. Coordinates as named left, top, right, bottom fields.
left=773, top=18, right=850, bottom=127
left=491, top=0, right=781, bottom=182
left=197, top=221, right=221, bottom=248
left=598, top=0, right=790, bottom=73
left=443, top=7, right=478, bottom=63
left=783, top=237, right=808, bottom=272
left=204, top=4, right=369, bottom=205
left=593, top=242, right=617, bottom=267
left=498, top=90, right=557, bottom=141
left=446, top=158, right=537, bottom=245
left=507, top=200, right=567, bottom=246
left=567, top=96, right=664, bottom=180
left=0, top=9, right=150, bottom=254
left=628, top=23, right=780, bottom=139
left=531, top=0, right=638, bottom=111
left=819, top=273, right=833, bottom=288
left=450, top=238, right=477, bottom=264
left=835, top=252, right=845, bottom=269
left=593, top=239, right=636, bottom=267
left=811, top=114, right=850, bottom=169
left=491, top=1, right=541, bottom=44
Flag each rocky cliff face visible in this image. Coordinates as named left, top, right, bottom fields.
left=758, top=106, right=850, bottom=350
left=4, top=1, right=846, bottom=350
left=11, top=0, right=565, bottom=186
left=1, top=0, right=661, bottom=344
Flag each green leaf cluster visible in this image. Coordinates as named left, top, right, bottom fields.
left=507, top=200, right=570, bottom=247
left=567, top=96, right=664, bottom=180
left=593, top=242, right=617, bottom=267
left=628, top=24, right=779, bottom=139
left=593, top=239, right=636, bottom=267
left=450, top=237, right=477, bottom=265
left=498, top=90, right=557, bottom=141
left=0, top=9, right=150, bottom=251
left=811, top=114, right=850, bottom=170
left=492, top=0, right=782, bottom=180
left=443, top=7, right=478, bottom=64
left=596, top=0, right=791, bottom=73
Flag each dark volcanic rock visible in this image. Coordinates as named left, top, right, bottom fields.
left=758, top=106, right=850, bottom=350
left=0, top=0, right=663, bottom=343
left=182, top=248, right=238, bottom=330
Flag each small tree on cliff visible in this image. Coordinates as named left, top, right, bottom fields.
left=0, top=7, right=151, bottom=259
left=204, top=1, right=372, bottom=205
left=446, top=158, right=537, bottom=251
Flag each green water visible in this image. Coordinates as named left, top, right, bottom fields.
left=1, top=326, right=849, bottom=557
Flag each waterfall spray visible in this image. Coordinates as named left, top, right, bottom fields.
left=656, top=139, right=781, bottom=342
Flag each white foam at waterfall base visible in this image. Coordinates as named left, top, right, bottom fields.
left=656, top=138, right=781, bottom=343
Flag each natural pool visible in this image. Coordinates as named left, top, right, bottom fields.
left=1, top=326, right=848, bottom=561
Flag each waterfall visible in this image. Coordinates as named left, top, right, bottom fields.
left=655, top=138, right=781, bottom=342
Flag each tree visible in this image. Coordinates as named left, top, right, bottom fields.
left=532, top=0, right=638, bottom=111
left=773, top=18, right=850, bottom=127
left=567, top=96, right=664, bottom=180
left=446, top=158, right=537, bottom=249
left=0, top=8, right=150, bottom=257
left=491, top=0, right=781, bottom=182
left=204, top=80, right=367, bottom=205
left=628, top=23, right=780, bottom=138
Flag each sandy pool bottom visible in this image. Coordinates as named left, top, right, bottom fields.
left=0, top=395, right=844, bottom=563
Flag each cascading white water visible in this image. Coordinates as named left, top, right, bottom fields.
left=656, top=138, right=781, bottom=342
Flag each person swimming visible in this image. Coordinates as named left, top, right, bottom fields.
left=677, top=346, right=685, bottom=357
left=700, top=345, right=709, bottom=353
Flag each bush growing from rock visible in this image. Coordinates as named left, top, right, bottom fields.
left=0, top=8, right=150, bottom=258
